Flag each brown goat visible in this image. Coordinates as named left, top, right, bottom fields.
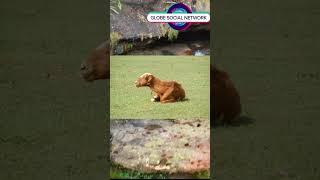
left=80, top=42, right=241, bottom=124
left=211, top=65, right=242, bottom=125
left=135, top=73, right=186, bottom=103
left=80, top=41, right=110, bottom=81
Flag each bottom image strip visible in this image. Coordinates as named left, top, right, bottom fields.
left=110, top=119, right=210, bottom=179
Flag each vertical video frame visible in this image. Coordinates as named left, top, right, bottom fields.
left=110, top=0, right=210, bottom=179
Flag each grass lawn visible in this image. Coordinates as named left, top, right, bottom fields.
left=110, top=56, right=210, bottom=120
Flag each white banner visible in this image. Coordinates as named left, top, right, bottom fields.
left=147, top=13, right=210, bottom=23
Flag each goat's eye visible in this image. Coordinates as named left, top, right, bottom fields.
left=80, top=63, right=86, bottom=70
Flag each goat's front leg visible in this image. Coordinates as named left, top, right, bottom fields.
left=150, top=93, right=161, bottom=102
left=160, top=88, right=175, bottom=103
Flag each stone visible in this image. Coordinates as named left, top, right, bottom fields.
left=110, top=119, right=210, bottom=174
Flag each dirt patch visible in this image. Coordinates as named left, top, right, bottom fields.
left=110, top=119, right=210, bottom=174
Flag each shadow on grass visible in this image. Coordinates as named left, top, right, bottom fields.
left=152, top=98, right=190, bottom=103
left=213, top=115, right=255, bottom=128
left=181, top=98, right=190, bottom=102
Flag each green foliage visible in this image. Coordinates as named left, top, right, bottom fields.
left=159, top=24, right=179, bottom=41
left=110, top=0, right=122, bottom=15
left=194, top=171, right=210, bottom=179
left=111, top=163, right=168, bottom=179
left=110, top=32, right=122, bottom=49
left=110, top=169, right=168, bottom=179
left=124, top=42, right=134, bottom=52
left=110, top=164, right=209, bottom=179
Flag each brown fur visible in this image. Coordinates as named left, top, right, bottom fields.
left=211, top=65, right=241, bottom=125
left=135, top=73, right=186, bottom=103
left=80, top=41, right=110, bottom=81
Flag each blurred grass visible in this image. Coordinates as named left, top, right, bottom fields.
left=0, top=0, right=108, bottom=179
left=110, top=56, right=210, bottom=119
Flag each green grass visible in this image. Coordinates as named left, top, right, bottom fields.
left=110, top=56, right=210, bottom=119
left=110, top=163, right=210, bottom=179
left=110, top=164, right=168, bottom=179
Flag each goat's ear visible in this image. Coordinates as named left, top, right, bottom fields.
left=147, top=75, right=153, bottom=84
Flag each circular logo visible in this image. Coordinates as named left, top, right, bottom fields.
left=167, top=3, right=192, bottom=31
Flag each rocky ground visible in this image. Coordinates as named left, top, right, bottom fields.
left=110, top=119, right=210, bottom=175
left=110, top=0, right=210, bottom=55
